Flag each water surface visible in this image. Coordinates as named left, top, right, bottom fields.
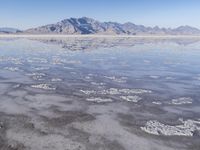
left=0, top=37, right=200, bottom=150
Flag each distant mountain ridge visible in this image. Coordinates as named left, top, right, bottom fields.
left=4, top=17, right=200, bottom=35
left=0, top=27, right=22, bottom=33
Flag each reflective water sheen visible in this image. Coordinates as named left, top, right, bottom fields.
left=0, top=37, right=200, bottom=150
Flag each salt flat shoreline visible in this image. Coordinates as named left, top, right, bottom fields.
left=1, top=34, right=200, bottom=39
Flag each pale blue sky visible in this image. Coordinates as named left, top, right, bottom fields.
left=0, top=0, right=200, bottom=29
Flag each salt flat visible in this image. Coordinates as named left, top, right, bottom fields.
left=0, top=37, right=200, bottom=150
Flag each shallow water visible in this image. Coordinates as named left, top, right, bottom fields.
left=0, top=37, right=200, bottom=150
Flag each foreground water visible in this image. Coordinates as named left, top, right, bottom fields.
left=0, top=37, right=200, bottom=150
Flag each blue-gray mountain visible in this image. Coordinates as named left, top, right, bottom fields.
left=20, top=17, right=200, bottom=35
left=0, top=28, right=22, bottom=33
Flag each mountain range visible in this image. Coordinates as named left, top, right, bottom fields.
left=0, top=28, right=22, bottom=34
left=2, top=17, right=200, bottom=35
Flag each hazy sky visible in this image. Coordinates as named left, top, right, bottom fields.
left=0, top=0, right=200, bottom=29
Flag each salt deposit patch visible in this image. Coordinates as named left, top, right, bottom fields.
left=4, top=67, right=19, bottom=72
left=80, top=88, right=152, bottom=95
left=27, top=57, right=48, bottom=64
left=120, top=95, right=142, bottom=103
left=90, top=82, right=105, bottom=86
left=141, top=119, right=200, bottom=136
left=152, top=101, right=162, bottom=105
left=26, top=73, right=46, bottom=76
left=34, top=67, right=50, bottom=71
left=12, top=84, right=21, bottom=88
left=149, top=75, right=160, bottom=79
left=118, top=89, right=152, bottom=94
left=31, top=84, right=56, bottom=90
left=51, top=78, right=62, bottom=82
left=26, top=72, right=46, bottom=81
left=170, top=97, right=193, bottom=105
left=104, top=76, right=127, bottom=83
left=144, top=60, right=151, bottom=63
left=165, top=76, right=175, bottom=80
left=80, top=90, right=96, bottom=95
left=85, top=76, right=91, bottom=80
left=86, top=97, right=113, bottom=103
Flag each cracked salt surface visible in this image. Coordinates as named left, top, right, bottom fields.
left=141, top=119, right=200, bottom=136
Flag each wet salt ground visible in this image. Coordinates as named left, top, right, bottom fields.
left=0, top=38, right=200, bottom=149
